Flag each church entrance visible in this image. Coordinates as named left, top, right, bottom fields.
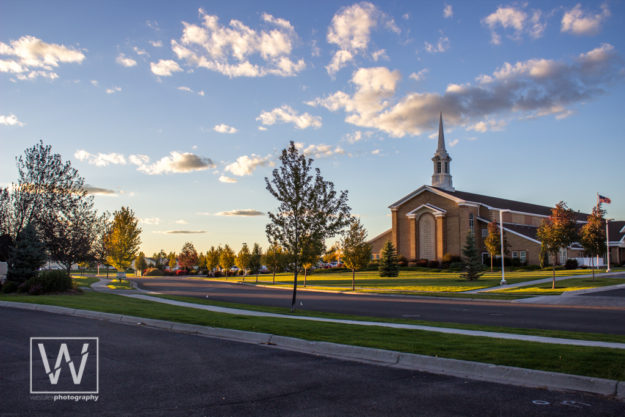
left=419, top=214, right=435, bottom=260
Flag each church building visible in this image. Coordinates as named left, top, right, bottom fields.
left=369, top=114, right=625, bottom=266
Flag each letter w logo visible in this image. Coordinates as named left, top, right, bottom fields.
left=37, top=342, right=90, bottom=385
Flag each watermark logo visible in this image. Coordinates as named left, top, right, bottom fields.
left=30, top=337, right=98, bottom=395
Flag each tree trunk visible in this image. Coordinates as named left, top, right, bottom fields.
left=352, top=269, right=355, bottom=291
left=591, top=256, right=595, bottom=281
left=304, top=268, right=307, bottom=287
left=272, top=270, right=276, bottom=284
left=256, top=273, right=258, bottom=283
left=490, top=255, right=493, bottom=272
left=552, top=263, right=556, bottom=289
left=291, top=270, right=298, bottom=312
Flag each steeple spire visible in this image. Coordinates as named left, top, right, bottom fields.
left=431, top=113, right=454, bottom=191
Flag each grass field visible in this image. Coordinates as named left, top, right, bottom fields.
left=106, top=280, right=134, bottom=290
left=183, top=269, right=604, bottom=293
left=71, top=275, right=99, bottom=288
left=489, top=277, right=625, bottom=295
left=1, top=291, right=624, bottom=380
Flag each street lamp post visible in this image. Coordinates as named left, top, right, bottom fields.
left=499, top=209, right=508, bottom=285
left=606, top=219, right=613, bottom=272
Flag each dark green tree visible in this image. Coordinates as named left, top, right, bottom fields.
left=265, top=141, right=351, bottom=311
left=236, top=243, right=251, bottom=278
left=580, top=205, right=606, bottom=281
left=378, top=241, right=399, bottom=277
left=249, top=243, right=263, bottom=282
left=341, top=218, right=372, bottom=290
left=220, top=244, right=236, bottom=277
left=263, top=243, right=285, bottom=284
left=7, top=223, right=46, bottom=285
left=461, top=232, right=484, bottom=281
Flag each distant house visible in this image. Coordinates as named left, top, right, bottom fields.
left=369, top=114, right=623, bottom=266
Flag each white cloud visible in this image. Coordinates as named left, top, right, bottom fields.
left=105, top=86, right=122, bottom=94
left=90, top=80, right=98, bottom=86
left=213, top=123, right=238, bottom=134
left=150, top=59, right=182, bottom=76
left=308, top=44, right=620, bottom=137
left=149, top=40, right=163, bottom=47
left=482, top=5, right=545, bottom=45
left=0, top=35, right=84, bottom=80
left=225, top=154, right=273, bottom=176
left=466, top=119, right=507, bottom=133
left=296, top=143, right=346, bottom=159
left=424, top=36, right=449, bottom=53
left=84, top=185, right=117, bottom=196
left=258, top=126, right=267, bottom=131
left=170, top=8, right=305, bottom=78
left=371, top=149, right=380, bottom=155
left=326, top=2, right=399, bottom=75
left=116, top=53, right=137, bottom=67
left=345, top=131, right=363, bottom=144
left=219, top=175, right=237, bottom=183
left=0, top=114, right=25, bottom=127
left=177, top=86, right=193, bottom=93
left=134, top=151, right=215, bottom=175
left=215, top=209, right=264, bottom=217
left=133, top=46, right=148, bottom=56
left=175, top=219, right=188, bottom=225
left=74, top=150, right=127, bottom=167
left=256, top=105, right=321, bottom=129
left=409, top=68, right=428, bottom=82
left=141, top=217, right=161, bottom=225
left=561, top=3, right=610, bottom=36
left=155, top=230, right=207, bottom=234
left=371, top=49, right=387, bottom=61
left=443, top=5, right=453, bottom=19
left=448, top=139, right=459, bottom=147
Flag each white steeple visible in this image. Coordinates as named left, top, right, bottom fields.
left=431, top=113, right=454, bottom=191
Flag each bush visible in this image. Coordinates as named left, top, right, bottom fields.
left=448, top=261, right=464, bottom=271
left=2, top=280, right=18, bottom=293
left=397, top=255, right=408, bottom=267
left=143, top=268, right=163, bottom=277
left=427, top=260, right=440, bottom=268
left=565, top=259, right=578, bottom=270
left=416, top=259, right=428, bottom=267
left=175, top=269, right=189, bottom=276
left=25, top=270, right=73, bottom=294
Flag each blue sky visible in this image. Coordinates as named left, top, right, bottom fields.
left=1, top=1, right=624, bottom=255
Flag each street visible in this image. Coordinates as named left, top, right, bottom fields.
left=1, top=307, right=623, bottom=416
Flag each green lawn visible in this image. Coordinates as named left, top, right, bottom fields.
left=1, top=291, right=624, bottom=381
left=186, top=269, right=602, bottom=293
left=106, top=280, right=134, bottom=290
left=490, top=277, right=625, bottom=295
left=71, top=275, right=99, bottom=288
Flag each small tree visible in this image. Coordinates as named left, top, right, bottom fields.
left=249, top=243, right=263, bottom=282
left=220, top=244, right=236, bottom=277
left=483, top=221, right=509, bottom=271
left=168, top=252, right=177, bottom=270
left=461, top=232, right=484, bottom=281
left=206, top=246, right=220, bottom=277
left=178, top=242, right=198, bottom=271
left=323, top=242, right=342, bottom=265
left=152, top=249, right=168, bottom=270
left=263, top=243, right=284, bottom=284
left=342, top=218, right=372, bottom=290
left=580, top=205, right=606, bottom=281
left=236, top=243, right=251, bottom=278
left=537, top=201, right=577, bottom=289
left=265, top=141, right=351, bottom=311
left=378, top=241, right=399, bottom=277
left=7, top=223, right=46, bottom=285
left=197, top=252, right=207, bottom=272
left=135, top=252, right=147, bottom=276
left=105, top=207, right=142, bottom=281
left=92, top=214, right=112, bottom=277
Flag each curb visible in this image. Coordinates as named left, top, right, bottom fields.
left=1, top=300, right=623, bottom=400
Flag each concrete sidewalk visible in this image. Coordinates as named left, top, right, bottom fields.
left=88, top=279, right=625, bottom=351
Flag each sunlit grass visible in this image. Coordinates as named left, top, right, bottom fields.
left=490, top=277, right=625, bottom=295
left=71, top=275, right=99, bottom=288
left=106, top=280, right=134, bottom=290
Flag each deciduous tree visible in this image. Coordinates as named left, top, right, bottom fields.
left=206, top=246, right=220, bottom=277
left=236, top=243, right=251, bottom=278
left=249, top=243, right=263, bottom=283
left=105, top=207, right=142, bottom=280
left=135, top=252, right=147, bottom=275
left=537, top=201, right=577, bottom=289
left=220, top=244, right=235, bottom=277
left=341, top=218, right=372, bottom=290
left=263, top=243, right=285, bottom=284
left=178, top=242, right=198, bottom=271
left=483, top=221, right=509, bottom=271
left=265, top=141, right=351, bottom=311
left=580, top=205, right=606, bottom=281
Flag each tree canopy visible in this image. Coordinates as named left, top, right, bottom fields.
left=178, top=242, right=198, bottom=271
left=105, top=207, right=142, bottom=272
left=341, top=218, right=372, bottom=290
left=265, top=141, right=351, bottom=310
left=580, top=205, right=606, bottom=280
left=378, top=241, right=399, bottom=277
left=537, top=201, right=577, bottom=289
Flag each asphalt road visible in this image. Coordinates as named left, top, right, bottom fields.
left=131, top=277, right=625, bottom=335
left=2, top=307, right=623, bottom=416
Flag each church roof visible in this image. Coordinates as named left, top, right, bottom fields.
left=433, top=187, right=589, bottom=221
left=608, top=221, right=625, bottom=244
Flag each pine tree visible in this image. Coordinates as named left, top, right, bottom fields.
left=461, top=233, right=484, bottom=281
left=8, top=223, right=46, bottom=284
left=378, top=241, right=399, bottom=277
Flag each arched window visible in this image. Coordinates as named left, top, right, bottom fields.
left=437, top=161, right=441, bottom=173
